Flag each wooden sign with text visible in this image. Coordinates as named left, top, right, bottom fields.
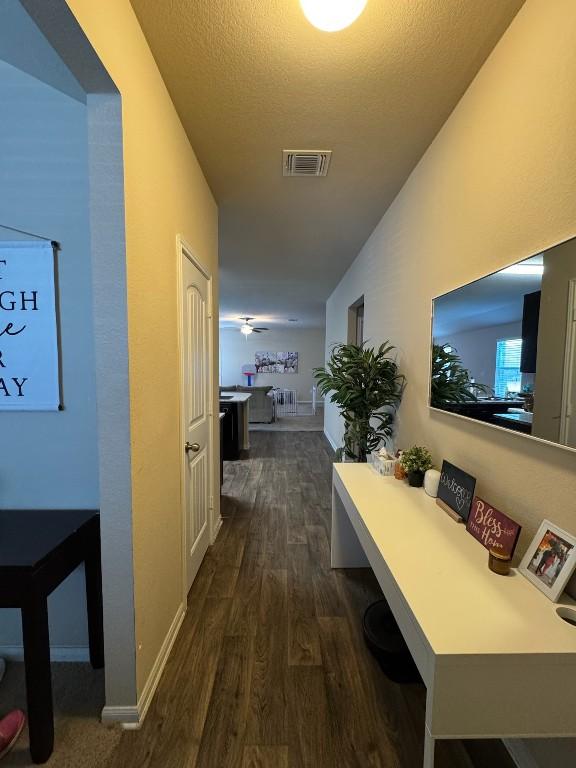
left=436, top=460, right=476, bottom=522
left=466, top=497, right=521, bottom=558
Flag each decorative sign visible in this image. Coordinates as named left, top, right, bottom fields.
left=466, top=497, right=521, bottom=557
left=0, top=241, right=61, bottom=411
left=436, top=460, right=476, bottom=522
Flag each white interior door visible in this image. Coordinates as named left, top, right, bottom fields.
left=181, top=246, right=211, bottom=593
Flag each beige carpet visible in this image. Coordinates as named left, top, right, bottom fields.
left=249, top=411, right=324, bottom=431
left=0, top=661, right=120, bottom=767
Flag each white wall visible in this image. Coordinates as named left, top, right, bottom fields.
left=533, top=238, right=576, bottom=443
left=0, top=60, right=97, bottom=654
left=437, top=321, right=522, bottom=392
left=325, top=2, right=576, bottom=764
left=220, top=327, right=325, bottom=402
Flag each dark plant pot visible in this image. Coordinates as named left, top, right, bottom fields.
left=407, top=470, right=424, bottom=487
left=362, top=599, right=422, bottom=684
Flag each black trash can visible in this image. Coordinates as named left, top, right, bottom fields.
left=362, top=599, right=422, bottom=684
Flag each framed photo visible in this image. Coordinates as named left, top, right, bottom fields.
left=518, top=520, right=576, bottom=602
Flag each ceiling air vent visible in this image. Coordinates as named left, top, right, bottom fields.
left=283, top=150, right=332, bottom=177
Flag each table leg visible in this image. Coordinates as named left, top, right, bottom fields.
left=21, top=594, right=53, bottom=764
left=243, top=402, right=250, bottom=450
left=331, top=484, right=370, bottom=568
left=85, top=519, right=105, bottom=669
left=423, top=726, right=435, bottom=768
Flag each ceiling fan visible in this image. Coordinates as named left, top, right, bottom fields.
left=239, top=317, right=269, bottom=336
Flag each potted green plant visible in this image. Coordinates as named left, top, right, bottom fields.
left=430, top=344, right=488, bottom=407
left=400, top=446, right=433, bottom=488
left=314, top=342, right=406, bottom=462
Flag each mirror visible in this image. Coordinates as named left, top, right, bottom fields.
left=430, top=236, right=576, bottom=451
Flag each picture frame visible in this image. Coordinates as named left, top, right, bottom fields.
left=518, top=520, right=576, bottom=602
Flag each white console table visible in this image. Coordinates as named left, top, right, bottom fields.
left=331, top=463, right=576, bottom=768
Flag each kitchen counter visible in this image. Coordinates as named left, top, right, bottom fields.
left=219, top=392, right=252, bottom=404
left=493, top=410, right=533, bottom=434
left=219, top=392, right=252, bottom=455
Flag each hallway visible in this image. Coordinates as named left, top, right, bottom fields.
left=1, top=4, right=574, bottom=767
left=105, top=432, right=512, bottom=768
left=1, top=432, right=516, bottom=767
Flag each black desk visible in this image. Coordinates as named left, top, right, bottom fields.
left=0, top=510, right=103, bottom=763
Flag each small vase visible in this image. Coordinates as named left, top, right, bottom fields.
left=407, top=470, right=424, bottom=488
left=424, top=469, right=441, bottom=497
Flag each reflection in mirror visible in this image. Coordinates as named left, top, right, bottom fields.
left=431, top=236, right=576, bottom=451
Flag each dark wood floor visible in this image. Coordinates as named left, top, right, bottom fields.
left=109, top=432, right=514, bottom=768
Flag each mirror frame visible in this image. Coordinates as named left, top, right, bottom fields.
left=428, top=237, right=576, bottom=455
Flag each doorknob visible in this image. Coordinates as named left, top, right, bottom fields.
left=185, top=442, right=200, bottom=453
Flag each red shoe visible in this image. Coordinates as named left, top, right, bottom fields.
left=0, top=710, right=26, bottom=760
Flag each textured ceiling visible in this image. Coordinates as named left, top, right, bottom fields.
left=130, top=0, right=524, bottom=328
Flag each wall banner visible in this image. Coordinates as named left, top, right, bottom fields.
left=0, top=241, right=61, bottom=411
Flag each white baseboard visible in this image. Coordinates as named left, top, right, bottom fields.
left=0, top=645, right=90, bottom=662
left=503, top=740, right=540, bottom=768
left=101, top=706, right=140, bottom=728
left=324, top=428, right=338, bottom=452
left=101, top=602, right=186, bottom=728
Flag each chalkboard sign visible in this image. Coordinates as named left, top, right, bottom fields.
left=466, top=497, right=521, bottom=557
left=436, top=460, right=476, bottom=522
left=0, top=241, right=61, bottom=411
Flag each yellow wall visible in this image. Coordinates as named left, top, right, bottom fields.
left=66, top=0, right=219, bottom=696
left=326, top=0, right=576, bottom=562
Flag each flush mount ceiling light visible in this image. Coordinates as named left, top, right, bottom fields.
left=299, top=0, right=368, bottom=32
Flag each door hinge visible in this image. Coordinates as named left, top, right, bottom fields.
left=209, top=495, right=214, bottom=510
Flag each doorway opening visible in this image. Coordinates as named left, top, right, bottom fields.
left=348, top=296, right=365, bottom=345
left=3, top=0, right=136, bottom=725
left=218, top=323, right=326, bottom=439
